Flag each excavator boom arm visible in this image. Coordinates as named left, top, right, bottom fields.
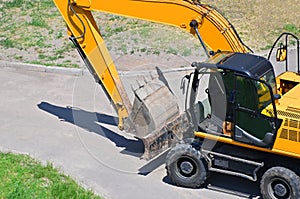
left=54, top=0, right=133, bottom=130
left=53, top=0, right=248, bottom=129
left=87, top=0, right=248, bottom=53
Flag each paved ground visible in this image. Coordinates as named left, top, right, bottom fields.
left=0, top=58, right=268, bottom=199
left=3, top=44, right=299, bottom=199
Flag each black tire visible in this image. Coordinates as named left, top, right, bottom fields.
left=166, top=143, right=207, bottom=188
left=260, top=167, right=300, bottom=199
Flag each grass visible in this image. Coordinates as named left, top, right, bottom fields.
left=209, top=0, right=300, bottom=51
left=0, top=0, right=75, bottom=67
left=0, top=0, right=299, bottom=67
left=1, top=0, right=23, bottom=8
left=284, top=24, right=300, bottom=35
left=0, top=39, right=15, bottom=48
left=27, top=15, right=47, bottom=28
left=0, top=152, right=102, bottom=199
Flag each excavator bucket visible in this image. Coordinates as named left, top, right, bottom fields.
left=124, top=77, right=181, bottom=159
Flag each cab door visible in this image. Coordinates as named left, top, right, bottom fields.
left=233, top=75, right=279, bottom=147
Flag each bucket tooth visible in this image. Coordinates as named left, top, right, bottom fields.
left=140, top=114, right=187, bottom=160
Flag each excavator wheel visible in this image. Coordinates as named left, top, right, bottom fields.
left=260, top=167, right=300, bottom=199
left=166, top=143, right=207, bottom=188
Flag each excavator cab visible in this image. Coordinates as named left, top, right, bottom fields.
left=167, top=51, right=300, bottom=198
left=191, top=52, right=282, bottom=148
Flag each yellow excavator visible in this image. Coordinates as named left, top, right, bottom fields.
left=53, top=0, right=249, bottom=160
left=53, top=0, right=300, bottom=198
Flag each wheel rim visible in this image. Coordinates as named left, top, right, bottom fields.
left=176, top=156, right=197, bottom=177
left=267, top=177, right=292, bottom=199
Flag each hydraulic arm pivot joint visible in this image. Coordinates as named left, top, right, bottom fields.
left=69, top=0, right=91, bottom=8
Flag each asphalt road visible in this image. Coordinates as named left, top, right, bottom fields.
left=0, top=57, right=269, bottom=199
left=4, top=44, right=299, bottom=199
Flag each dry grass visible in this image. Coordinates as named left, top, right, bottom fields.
left=209, top=0, right=300, bottom=50
left=0, top=0, right=299, bottom=67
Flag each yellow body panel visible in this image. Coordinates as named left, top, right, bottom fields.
left=272, top=72, right=300, bottom=156
left=195, top=131, right=300, bottom=159
left=276, top=71, right=300, bottom=96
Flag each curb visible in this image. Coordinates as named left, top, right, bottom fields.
left=0, top=60, right=195, bottom=77
left=0, top=60, right=86, bottom=76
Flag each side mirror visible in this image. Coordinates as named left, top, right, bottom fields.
left=276, top=43, right=287, bottom=62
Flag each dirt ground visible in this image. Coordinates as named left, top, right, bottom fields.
left=209, top=0, right=300, bottom=50
left=0, top=0, right=299, bottom=69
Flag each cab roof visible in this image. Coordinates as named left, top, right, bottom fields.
left=211, top=52, right=273, bottom=79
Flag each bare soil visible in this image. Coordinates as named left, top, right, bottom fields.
left=209, top=0, right=300, bottom=50
left=0, top=0, right=299, bottom=69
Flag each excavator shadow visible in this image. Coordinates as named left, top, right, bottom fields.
left=163, top=172, right=261, bottom=198
left=37, top=101, right=145, bottom=158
